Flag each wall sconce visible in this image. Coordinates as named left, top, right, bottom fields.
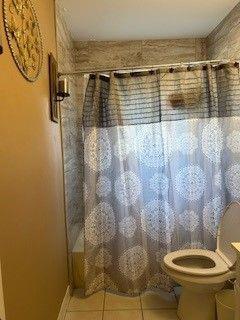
left=49, top=53, right=70, bottom=123
left=0, top=34, right=3, bottom=54
left=56, top=78, right=70, bottom=102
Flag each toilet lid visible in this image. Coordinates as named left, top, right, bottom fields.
left=216, top=202, right=240, bottom=268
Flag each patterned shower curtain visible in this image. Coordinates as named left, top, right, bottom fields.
left=82, top=63, right=240, bottom=296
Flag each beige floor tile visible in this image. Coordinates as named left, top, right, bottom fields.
left=65, top=311, right=103, bottom=320
left=67, top=289, right=105, bottom=311
left=143, top=309, right=178, bottom=320
left=141, top=290, right=177, bottom=309
left=103, top=310, right=143, bottom=320
left=104, top=292, right=141, bottom=310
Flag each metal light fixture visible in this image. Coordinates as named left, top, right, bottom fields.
left=49, top=53, right=71, bottom=123
left=56, top=78, right=70, bottom=102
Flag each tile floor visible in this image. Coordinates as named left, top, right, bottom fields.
left=65, top=289, right=179, bottom=320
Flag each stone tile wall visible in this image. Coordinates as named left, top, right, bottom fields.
left=207, top=2, right=240, bottom=60
left=74, top=38, right=206, bottom=71
left=56, top=3, right=84, bottom=252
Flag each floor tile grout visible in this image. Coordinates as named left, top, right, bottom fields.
left=67, top=307, right=177, bottom=312
left=67, top=310, right=104, bottom=313
left=139, top=293, right=144, bottom=319
left=102, top=290, right=106, bottom=320
left=105, top=308, right=142, bottom=311
left=67, top=289, right=178, bottom=319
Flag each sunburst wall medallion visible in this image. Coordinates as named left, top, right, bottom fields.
left=3, top=0, right=43, bottom=82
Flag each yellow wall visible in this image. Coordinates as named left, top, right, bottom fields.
left=0, top=0, right=69, bottom=319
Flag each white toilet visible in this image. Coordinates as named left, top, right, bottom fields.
left=163, top=202, right=240, bottom=320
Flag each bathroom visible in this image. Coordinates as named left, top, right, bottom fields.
left=1, top=0, right=240, bottom=319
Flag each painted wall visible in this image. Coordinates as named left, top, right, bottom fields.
left=74, top=38, right=206, bottom=70
left=207, top=2, right=240, bottom=59
left=0, top=0, right=69, bottom=319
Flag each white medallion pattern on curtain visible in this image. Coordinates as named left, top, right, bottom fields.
left=119, top=245, right=148, bottom=281
left=227, top=130, right=240, bottom=153
left=95, top=248, right=113, bottom=268
left=202, top=119, right=223, bottom=164
left=149, top=173, right=169, bottom=196
left=96, top=176, right=112, bottom=197
left=84, top=121, right=240, bottom=295
left=176, top=132, right=198, bottom=155
left=174, top=165, right=206, bottom=201
left=85, top=202, right=116, bottom=245
left=203, top=196, right=225, bottom=237
left=83, top=65, right=240, bottom=296
left=119, top=216, right=137, bottom=238
left=87, top=272, right=118, bottom=294
left=139, top=132, right=165, bottom=168
left=214, top=172, right=222, bottom=189
left=179, top=210, right=200, bottom=232
left=114, top=171, right=142, bottom=206
left=84, top=128, right=112, bottom=171
left=226, top=164, right=240, bottom=198
left=141, top=200, right=175, bottom=243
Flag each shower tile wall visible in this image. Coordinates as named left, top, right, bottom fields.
left=56, top=3, right=84, bottom=251
left=74, top=38, right=206, bottom=70
left=207, top=2, right=240, bottom=60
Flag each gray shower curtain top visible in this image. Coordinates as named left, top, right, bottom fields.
left=83, top=63, right=240, bottom=127
left=83, top=63, right=240, bottom=296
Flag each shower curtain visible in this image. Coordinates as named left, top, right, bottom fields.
left=82, top=63, right=240, bottom=296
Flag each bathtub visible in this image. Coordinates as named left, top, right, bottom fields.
left=72, top=230, right=84, bottom=288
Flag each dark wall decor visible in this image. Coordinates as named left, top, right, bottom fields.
left=48, top=53, right=59, bottom=123
left=0, top=33, right=3, bottom=54
left=3, top=0, right=43, bottom=81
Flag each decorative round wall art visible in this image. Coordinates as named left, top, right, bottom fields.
left=3, top=0, right=43, bottom=82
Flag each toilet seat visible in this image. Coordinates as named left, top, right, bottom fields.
left=164, top=249, right=229, bottom=276
left=164, top=202, right=240, bottom=278
left=163, top=203, right=240, bottom=320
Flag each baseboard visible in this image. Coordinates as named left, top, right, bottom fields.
left=57, top=285, right=71, bottom=320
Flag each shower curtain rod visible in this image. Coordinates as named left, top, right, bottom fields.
left=58, top=59, right=237, bottom=76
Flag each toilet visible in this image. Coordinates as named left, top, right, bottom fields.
left=163, top=202, right=240, bottom=320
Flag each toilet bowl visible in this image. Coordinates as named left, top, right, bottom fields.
left=163, top=202, right=240, bottom=320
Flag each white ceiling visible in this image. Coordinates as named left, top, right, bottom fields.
left=60, top=0, right=239, bottom=41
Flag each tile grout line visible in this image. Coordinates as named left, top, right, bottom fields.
left=104, top=308, right=145, bottom=311
left=139, top=293, right=144, bottom=320
left=100, top=308, right=177, bottom=311
left=67, top=310, right=105, bottom=313
left=102, top=290, right=106, bottom=320
left=68, top=289, right=178, bottom=318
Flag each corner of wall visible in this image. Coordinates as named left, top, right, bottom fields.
left=206, top=2, right=240, bottom=60
left=56, top=1, right=84, bottom=254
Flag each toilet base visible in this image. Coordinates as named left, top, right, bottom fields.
left=177, top=288, right=216, bottom=320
